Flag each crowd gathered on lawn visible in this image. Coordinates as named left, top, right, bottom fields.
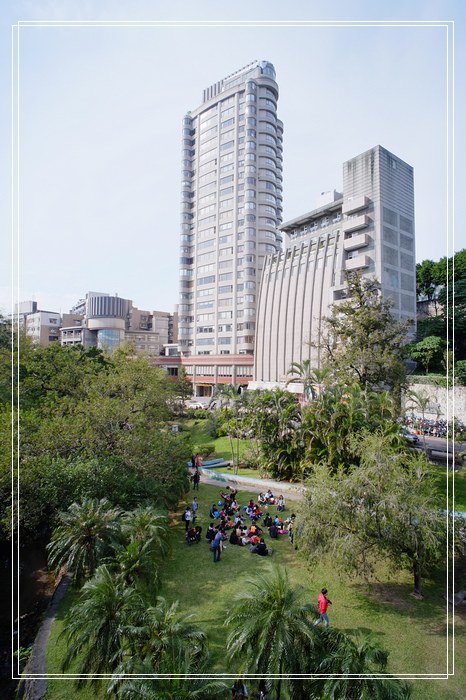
left=184, top=466, right=295, bottom=562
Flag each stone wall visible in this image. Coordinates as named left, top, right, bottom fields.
left=405, top=383, right=466, bottom=424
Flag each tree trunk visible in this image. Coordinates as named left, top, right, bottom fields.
left=413, top=559, right=422, bottom=597
left=235, top=415, right=240, bottom=475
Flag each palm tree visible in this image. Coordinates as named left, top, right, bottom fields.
left=287, top=360, right=331, bottom=403
left=109, top=539, right=160, bottom=599
left=128, top=597, right=207, bottom=669
left=47, top=497, right=122, bottom=583
left=110, top=648, right=228, bottom=699
left=60, top=564, right=144, bottom=684
left=405, top=389, right=439, bottom=453
left=121, top=506, right=169, bottom=557
left=210, top=383, right=242, bottom=473
left=224, top=566, right=319, bottom=700
left=308, top=629, right=412, bottom=699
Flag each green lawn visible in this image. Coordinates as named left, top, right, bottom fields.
left=46, top=481, right=466, bottom=700
left=429, top=462, right=466, bottom=513
left=187, top=418, right=258, bottom=473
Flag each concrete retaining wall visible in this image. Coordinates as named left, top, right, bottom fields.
left=200, top=468, right=303, bottom=495
left=406, top=384, right=466, bottom=424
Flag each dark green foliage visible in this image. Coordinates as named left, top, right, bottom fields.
left=1, top=340, right=192, bottom=541
left=456, top=360, right=466, bottom=385
left=405, top=335, right=446, bottom=374
left=415, top=250, right=466, bottom=364
left=416, top=248, right=466, bottom=293
left=47, top=498, right=122, bottom=583
left=298, top=432, right=448, bottom=596
left=320, top=273, right=412, bottom=398
left=244, top=388, right=304, bottom=480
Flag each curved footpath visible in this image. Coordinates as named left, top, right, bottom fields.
left=198, top=467, right=304, bottom=501
left=17, top=473, right=300, bottom=698
left=17, top=573, right=72, bottom=700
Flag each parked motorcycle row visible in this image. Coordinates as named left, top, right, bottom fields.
left=403, top=416, right=466, bottom=440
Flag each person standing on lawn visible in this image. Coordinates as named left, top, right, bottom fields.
left=192, top=497, right=198, bottom=525
left=184, top=507, right=192, bottom=532
left=192, top=469, right=200, bottom=491
left=212, top=527, right=223, bottom=562
left=314, top=587, right=332, bottom=627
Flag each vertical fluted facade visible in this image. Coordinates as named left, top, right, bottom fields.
left=254, top=146, right=416, bottom=385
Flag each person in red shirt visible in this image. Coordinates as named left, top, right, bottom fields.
left=314, top=587, right=332, bottom=627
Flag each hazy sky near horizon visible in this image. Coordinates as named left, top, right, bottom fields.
left=1, top=1, right=464, bottom=316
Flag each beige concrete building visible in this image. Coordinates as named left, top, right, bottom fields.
left=60, top=292, right=176, bottom=356
left=252, top=145, right=417, bottom=386
left=25, top=310, right=61, bottom=346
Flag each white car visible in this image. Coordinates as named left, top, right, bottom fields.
left=401, top=430, right=419, bottom=445
left=188, top=402, right=206, bottom=409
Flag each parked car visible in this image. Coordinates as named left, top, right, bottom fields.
left=401, top=430, right=419, bottom=445
left=188, top=402, right=206, bottom=409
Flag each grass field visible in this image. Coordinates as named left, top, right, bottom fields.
left=429, top=462, right=466, bottom=513
left=46, top=479, right=466, bottom=700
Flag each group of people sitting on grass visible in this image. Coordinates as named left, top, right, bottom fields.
left=203, top=487, right=296, bottom=554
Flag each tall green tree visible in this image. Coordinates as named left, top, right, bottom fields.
left=245, top=389, right=304, bottom=480
left=298, top=432, right=446, bottom=597
left=406, top=335, right=446, bottom=374
left=60, top=564, right=145, bottom=684
left=320, top=273, right=412, bottom=398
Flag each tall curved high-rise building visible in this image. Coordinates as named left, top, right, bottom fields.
left=177, top=61, right=283, bottom=395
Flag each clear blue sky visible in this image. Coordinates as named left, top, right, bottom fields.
left=0, top=1, right=464, bottom=316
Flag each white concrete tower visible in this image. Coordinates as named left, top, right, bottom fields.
left=177, top=61, right=283, bottom=394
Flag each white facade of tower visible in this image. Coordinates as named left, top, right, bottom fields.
left=177, top=61, right=283, bottom=389
left=253, top=145, right=416, bottom=385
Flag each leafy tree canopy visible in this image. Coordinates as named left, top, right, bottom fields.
left=297, top=431, right=448, bottom=597
left=320, top=273, right=412, bottom=396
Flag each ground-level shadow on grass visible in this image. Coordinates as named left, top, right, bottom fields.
left=341, top=626, right=386, bottom=637
left=351, top=579, right=446, bottom=615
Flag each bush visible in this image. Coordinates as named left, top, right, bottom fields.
left=186, top=408, right=210, bottom=420
left=194, top=444, right=216, bottom=459
left=242, top=443, right=261, bottom=470
left=456, top=360, right=466, bottom=385
left=206, top=413, right=222, bottom=438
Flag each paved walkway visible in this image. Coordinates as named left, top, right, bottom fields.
left=18, top=573, right=72, bottom=700
left=197, top=467, right=304, bottom=502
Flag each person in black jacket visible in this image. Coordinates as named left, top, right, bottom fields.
left=263, top=513, right=273, bottom=528
left=257, top=538, right=268, bottom=556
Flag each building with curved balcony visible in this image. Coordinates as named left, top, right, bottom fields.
left=60, top=292, right=175, bottom=356
left=252, top=145, right=416, bottom=387
left=178, top=60, right=283, bottom=395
